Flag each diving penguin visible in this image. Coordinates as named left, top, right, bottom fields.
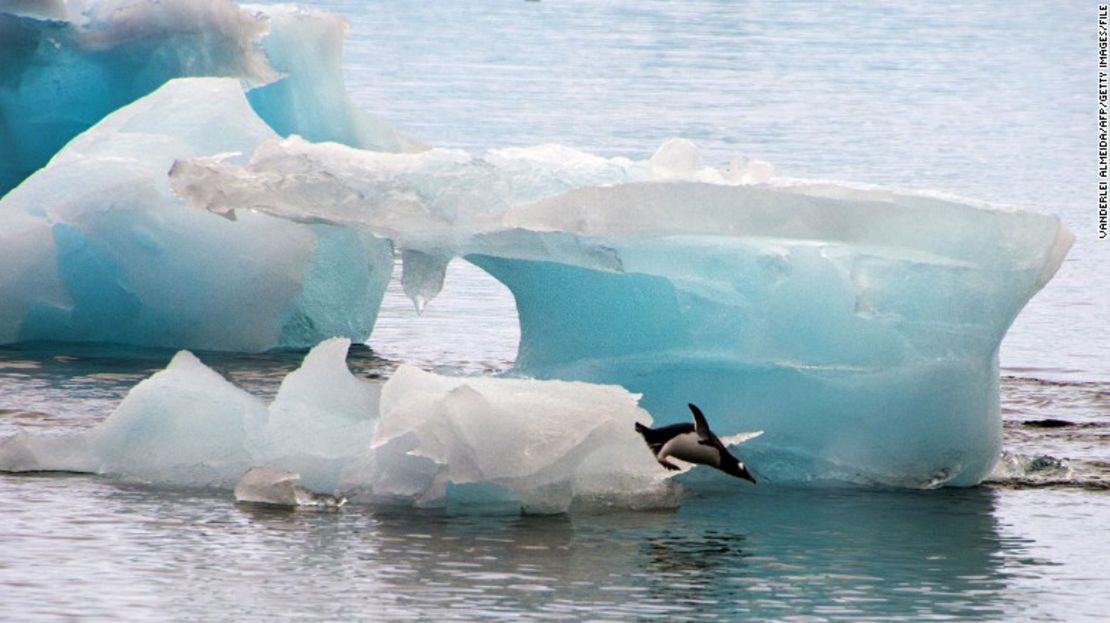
left=635, top=403, right=759, bottom=483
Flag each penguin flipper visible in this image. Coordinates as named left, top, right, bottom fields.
left=687, top=403, right=712, bottom=441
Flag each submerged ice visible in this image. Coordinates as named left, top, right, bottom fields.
left=234, top=467, right=347, bottom=509
left=0, top=340, right=679, bottom=512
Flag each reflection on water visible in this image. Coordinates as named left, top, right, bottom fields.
left=644, top=530, right=747, bottom=575
left=5, top=473, right=1105, bottom=621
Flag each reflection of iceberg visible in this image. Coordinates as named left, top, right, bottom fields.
left=0, top=339, right=678, bottom=513
left=171, top=132, right=1072, bottom=487
left=0, top=0, right=419, bottom=196
left=637, top=488, right=1012, bottom=619
left=0, top=78, right=392, bottom=351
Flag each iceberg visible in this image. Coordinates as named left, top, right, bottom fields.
left=473, top=182, right=1073, bottom=487
left=171, top=136, right=1072, bottom=487
left=0, top=0, right=418, bottom=197
left=0, top=0, right=1072, bottom=488
left=0, top=339, right=680, bottom=512
left=0, top=0, right=272, bottom=196
left=84, top=349, right=268, bottom=487
left=243, top=4, right=425, bottom=154
left=248, top=337, right=380, bottom=490
left=0, top=77, right=392, bottom=351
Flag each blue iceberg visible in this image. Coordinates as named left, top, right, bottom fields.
left=170, top=136, right=1072, bottom=486
left=0, top=0, right=419, bottom=197
left=472, top=182, right=1073, bottom=486
left=0, top=0, right=1073, bottom=487
left=244, top=4, right=424, bottom=153
left=0, top=77, right=392, bottom=351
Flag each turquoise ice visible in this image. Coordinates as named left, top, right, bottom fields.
left=0, top=0, right=1074, bottom=486
left=0, top=78, right=392, bottom=351
left=0, top=0, right=418, bottom=197
left=172, top=133, right=1071, bottom=486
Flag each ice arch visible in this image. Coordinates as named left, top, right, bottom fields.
left=171, top=134, right=1072, bottom=487
left=370, top=259, right=520, bottom=373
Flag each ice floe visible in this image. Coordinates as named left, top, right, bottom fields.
left=0, top=339, right=682, bottom=513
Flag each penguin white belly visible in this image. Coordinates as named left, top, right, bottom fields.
left=659, top=432, right=720, bottom=467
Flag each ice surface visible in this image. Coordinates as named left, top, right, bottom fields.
left=0, top=0, right=416, bottom=197
left=0, top=340, right=678, bottom=512
left=172, top=134, right=1073, bottom=487
left=345, top=364, right=676, bottom=513
left=0, top=77, right=391, bottom=351
left=88, top=349, right=268, bottom=486
left=0, top=339, right=375, bottom=489
left=170, top=137, right=753, bottom=241
left=0, top=432, right=94, bottom=473
left=249, top=338, right=380, bottom=490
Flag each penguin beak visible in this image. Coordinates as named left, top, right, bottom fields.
left=737, top=464, right=757, bottom=484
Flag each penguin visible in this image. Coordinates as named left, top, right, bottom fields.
left=635, top=403, right=759, bottom=483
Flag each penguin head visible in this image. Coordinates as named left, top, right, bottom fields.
left=722, top=455, right=757, bottom=484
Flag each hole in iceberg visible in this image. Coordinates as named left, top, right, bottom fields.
left=369, top=257, right=520, bottom=374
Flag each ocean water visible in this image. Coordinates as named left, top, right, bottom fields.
left=2, top=1, right=1108, bottom=621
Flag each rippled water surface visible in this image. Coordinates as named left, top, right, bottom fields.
left=3, top=476, right=1107, bottom=622
left=3, top=1, right=1107, bottom=621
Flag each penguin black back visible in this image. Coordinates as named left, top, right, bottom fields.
left=635, top=421, right=695, bottom=455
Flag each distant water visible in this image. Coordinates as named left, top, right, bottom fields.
left=2, top=1, right=1108, bottom=621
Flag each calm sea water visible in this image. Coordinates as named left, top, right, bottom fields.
left=2, top=1, right=1108, bottom=621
